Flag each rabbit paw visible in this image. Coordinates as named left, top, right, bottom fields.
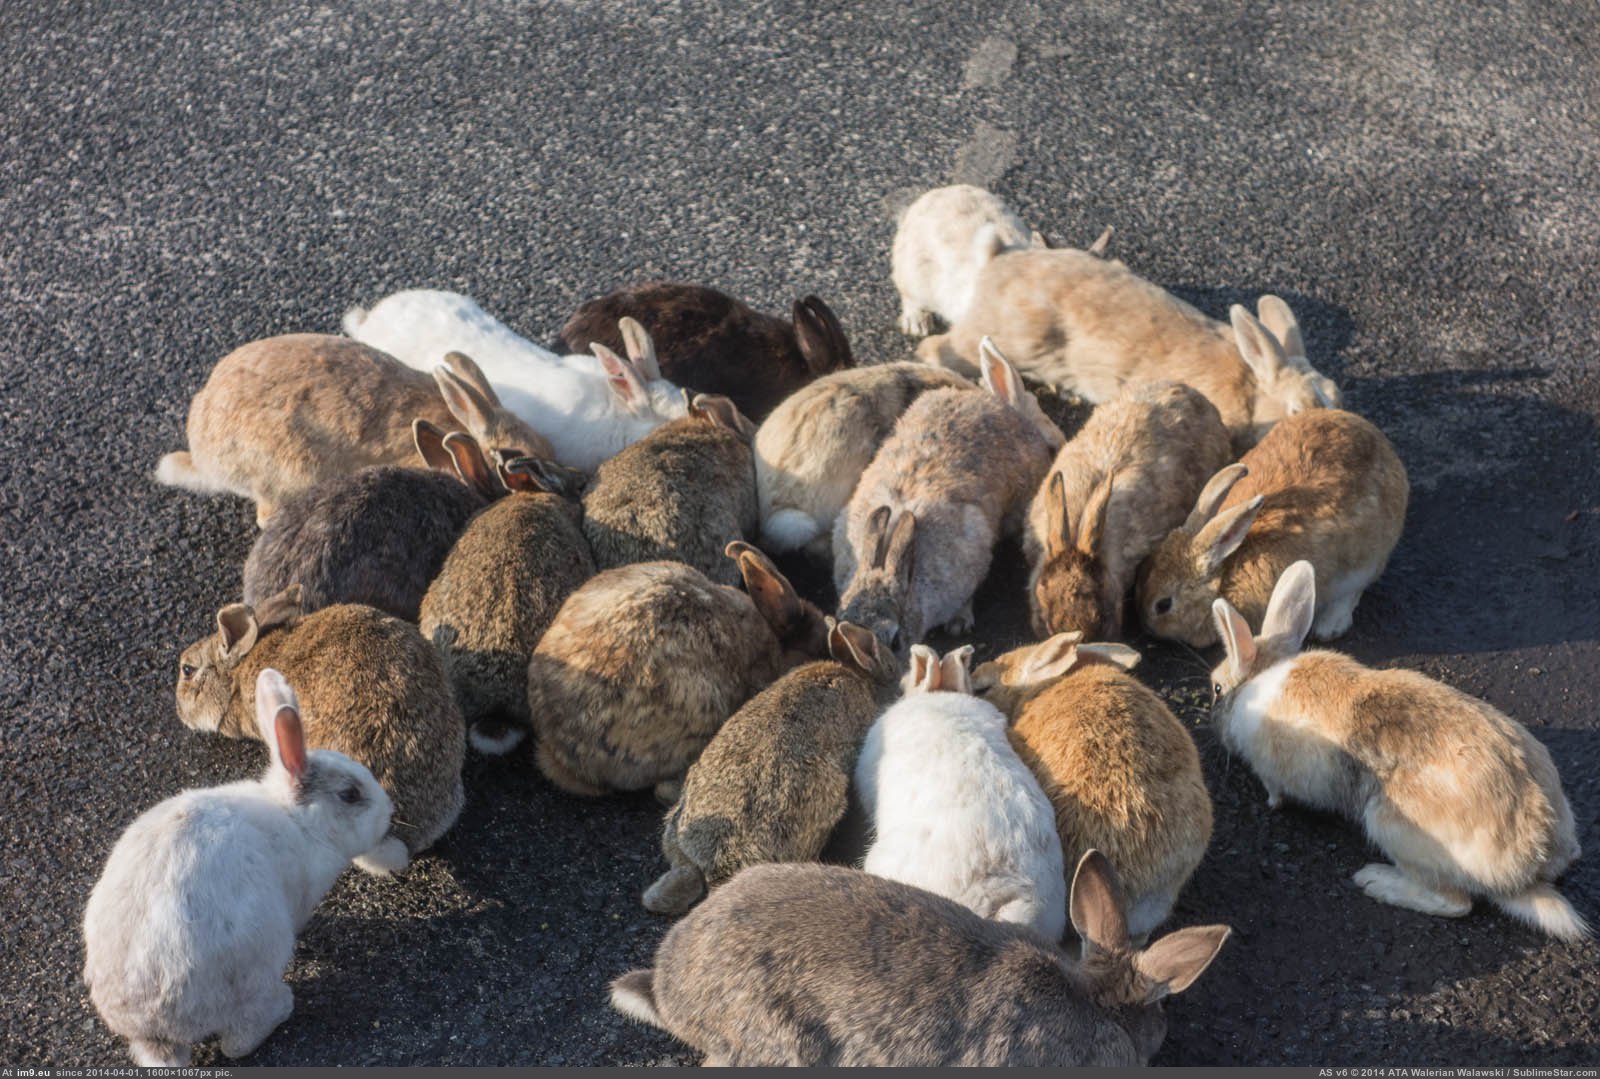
left=943, top=604, right=976, bottom=636
left=898, top=306, right=936, bottom=337
left=1265, top=788, right=1284, bottom=810
left=1312, top=594, right=1358, bottom=640
left=1353, top=863, right=1472, bottom=918
left=354, top=835, right=411, bottom=877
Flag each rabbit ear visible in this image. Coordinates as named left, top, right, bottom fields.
left=866, top=506, right=894, bottom=568
left=1085, top=225, right=1113, bottom=256
left=940, top=645, right=975, bottom=694
left=978, top=338, right=1023, bottom=407
left=412, top=419, right=458, bottom=474
left=1194, top=495, right=1264, bottom=576
left=442, top=432, right=498, bottom=500
left=1077, top=474, right=1113, bottom=557
left=1076, top=642, right=1142, bottom=670
left=442, top=351, right=504, bottom=406
left=792, top=295, right=855, bottom=376
left=1185, top=464, right=1249, bottom=530
left=1031, top=229, right=1053, bottom=249
left=1230, top=305, right=1289, bottom=385
left=690, top=394, right=755, bottom=440
left=257, top=668, right=308, bottom=783
left=497, top=456, right=548, bottom=494
left=216, top=603, right=259, bottom=662
left=254, top=584, right=304, bottom=630
left=1255, top=295, right=1305, bottom=361
left=728, top=541, right=803, bottom=635
left=1261, top=560, right=1317, bottom=651
left=434, top=365, right=499, bottom=437
left=1134, top=925, right=1232, bottom=1002
left=828, top=619, right=882, bottom=676
left=1020, top=630, right=1084, bottom=684
left=592, top=343, right=649, bottom=412
left=1044, top=471, right=1072, bottom=560
left=1212, top=598, right=1258, bottom=681
left=907, top=644, right=942, bottom=692
left=1069, top=850, right=1130, bottom=957
left=883, top=511, right=916, bottom=587
left=617, top=317, right=661, bottom=382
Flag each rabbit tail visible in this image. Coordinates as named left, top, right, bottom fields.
left=341, top=305, right=368, bottom=337
left=131, top=1038, right=192, bottom=1068
left=1493, top=883, right=1590, bottom=941
left=154, top=451, right=236, bottom=495
left=762, top=508, right=822, bottom=553
left=610, top=970, right=665, bottom=1029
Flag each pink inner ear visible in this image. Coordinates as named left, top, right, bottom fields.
left=275, top=706, right=308, bottom=779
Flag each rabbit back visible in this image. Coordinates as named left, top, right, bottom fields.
left=344, top=287, right=560, bottom=369
left=892, top=184, right=1036, bottom=333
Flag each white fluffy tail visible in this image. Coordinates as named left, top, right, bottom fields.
left=609, top=970, right=664, bottom=1028
left=341, top=304, right=368, bottom=337
left=154, top=451, right=234, bottom=495
left=1493, top=883, right=1591, bottom=941
left=761, top=508, right=822, bottom=553
left=469, top=721, right=527, bottom=756
left=130, top=1037, right=192, bottom=1068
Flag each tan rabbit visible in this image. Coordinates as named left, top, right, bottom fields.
left=754, top=362, right=974, bottom=558
left=642, top=619, right=899, bottom=915
left=1212, top=562, right=1586, bottom=939
left=527, top=546, right=830, bottom=800
left=891, top=184, right=1041, bottom=335
left=916, top=248, right=1340, bottom=451
left=1137, top=409, right=1408, bottom=648
left=834, top=340, right=1062, bottom=660
left=156, top=334, right=554, bottom=523
left=973, top=634, right=1211, bottom=941
left=174, top=585, right=464, bottom=875
left=1023, top=381, right=1232, bottom=639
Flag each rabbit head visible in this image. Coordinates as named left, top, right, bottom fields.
left=725, top=541, right=830, bottom=666
left=1232, top=301, right=1341, bottom=440
left=176, top=585, right=305, bottom=734
left=902, top=643, right=976, bottom=695
left=980, top=337, right=1064, bottom=450
left=1031, top=471, right=1120, bottom=639
left=590, top=317, right=692, bottom=423
left=432, top=351, right=556, bottom=460
left=1136, top=464, right=1264, bottom=647
left=1210, top=560, right=1316, bottom=702
left=255, top=668, right=393, bottom=858
left=837, top=506, right=919, bottom=663
left=971, top=632, right=1142, bottom=716
left=826, top=618, right=903, bottom=688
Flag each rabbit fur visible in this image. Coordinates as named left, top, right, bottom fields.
left=855, top=643, right=1067, bottom=940
left=174, top=587, right=464, bottom=874
left=754, top=361, right=973, bottom=558
left=835, top=341, right=1062, bottom=659
left=156, top=333, right=552, bottom=524
left=609, top=852, right=1231, bottom=1066
left=1211, top=562, right=1587, bottom=939
left=642, top=619, right=900, bottom=915
left=84, top=670, right=392, bottom=1067
left=916, top=248, right=1341, bottom=453
left=974, top=634, right=1212, bottom=940
left=1137, top=408, right=1408, bottom=648
left=891, top=183, right=1042, bottom=335
left=557, top=283, right=855, bottom=422
left=1024, top=380, right=1232, bottom=639
left=581, top=394, right=758, bottom=588
left=345, top=288, right=688, bottom=473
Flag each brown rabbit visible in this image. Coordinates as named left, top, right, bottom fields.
left=1024, top=381, right=1232, bottom=639
left=418, top=455, right=596, bottom=754
left=156, top=335, right=553, bottom=523
left=1137, top=409, right=1409, bottom=647
left=973, top=634, right=1212, bottom=941
left=916, top=248, right=1339, bottom=452
left=642, top=619, right=899, bottom=915
left=557, top=284, right=855, bottom=421
left=526, top=548, right=828, bottom=800
left=174, top=586, right=465, bottom=874
left=581, top=394, right=758, bottom=588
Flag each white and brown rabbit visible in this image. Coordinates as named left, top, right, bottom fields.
left=1211, top=562, right=1587, bottom=939
left=526, top=546, right=831, bottom=801
left=175, top=586, right=464, bottom=875
left=891, top=184, right=1043, bottom=335
left=973, top=633, right=1211, bottom=941
left=643, top=618, right=900, bottom=915
left=835, top=340, right=1062, bottom=659
left=1023, top=380, right=1232, bottom=639
left=917, top=248, right=1340, bottom=451
left=754, top=362, right=974, bottom=558
left=84, top=670, right=392, bottom=1067
left=1137, top=409, right=1408, bottom=648
left=157, top=335, right=553, bottom=523
left=610, top=850, right=1231, bottom=1066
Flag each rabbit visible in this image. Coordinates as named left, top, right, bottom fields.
left=643, top=618, right=900, bottom=915
left=418, top=454, right=596, bottom=753
left=973, top=633, right=1212, bottom=941
left=242, top=421, right=499, bottom=621
left=581, top=394, right=758, bottom=588
left=1137, top=408, right=1408, bottom=648
left=156, top=334, right=553, bottom=524
left=344, top=288, right=688, bottom=472
left=84, top=669, right=392, bottom=1067
left=557, top=283, right=855, bottom=421
left=174, top=586, right=464, bottom=875
left=855, top=643, right=1067, bottom=940
left=1212, top=561, right=1587, bottom=939
left=1023, top=380, right=1232, bottom=639
left=835, top=340, right=1062, bottom=659
left=753, top=361, right=974, bottom=558
left=609, top=850, right=1231, bottom=1066
left=891, top=183, right=1043, bottom=335
left=916, top=247, right=1341, bottom=452
left=526, top=546, right=831, bottom=800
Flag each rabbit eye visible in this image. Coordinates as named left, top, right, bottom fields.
left=888, top=629, right=903, bottom=653
left=1153, top=597, right=1173, bottom=616
left=180, top=663, right=197, bottom=680
left=339, top=786, right=362, bottom=805
left=1212, top=682, right=1224, bottom=699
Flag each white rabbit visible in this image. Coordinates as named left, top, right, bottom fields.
left=855, top=645, right=1067, bottom=940
left=82, top=670, right=393, bottom=1067
left=344, top=288, right=688, bottom=472
left=891, top=184, right=1044, bottom=335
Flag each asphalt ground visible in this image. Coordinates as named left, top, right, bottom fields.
left=2, top=0, right=1597, bottom=1066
